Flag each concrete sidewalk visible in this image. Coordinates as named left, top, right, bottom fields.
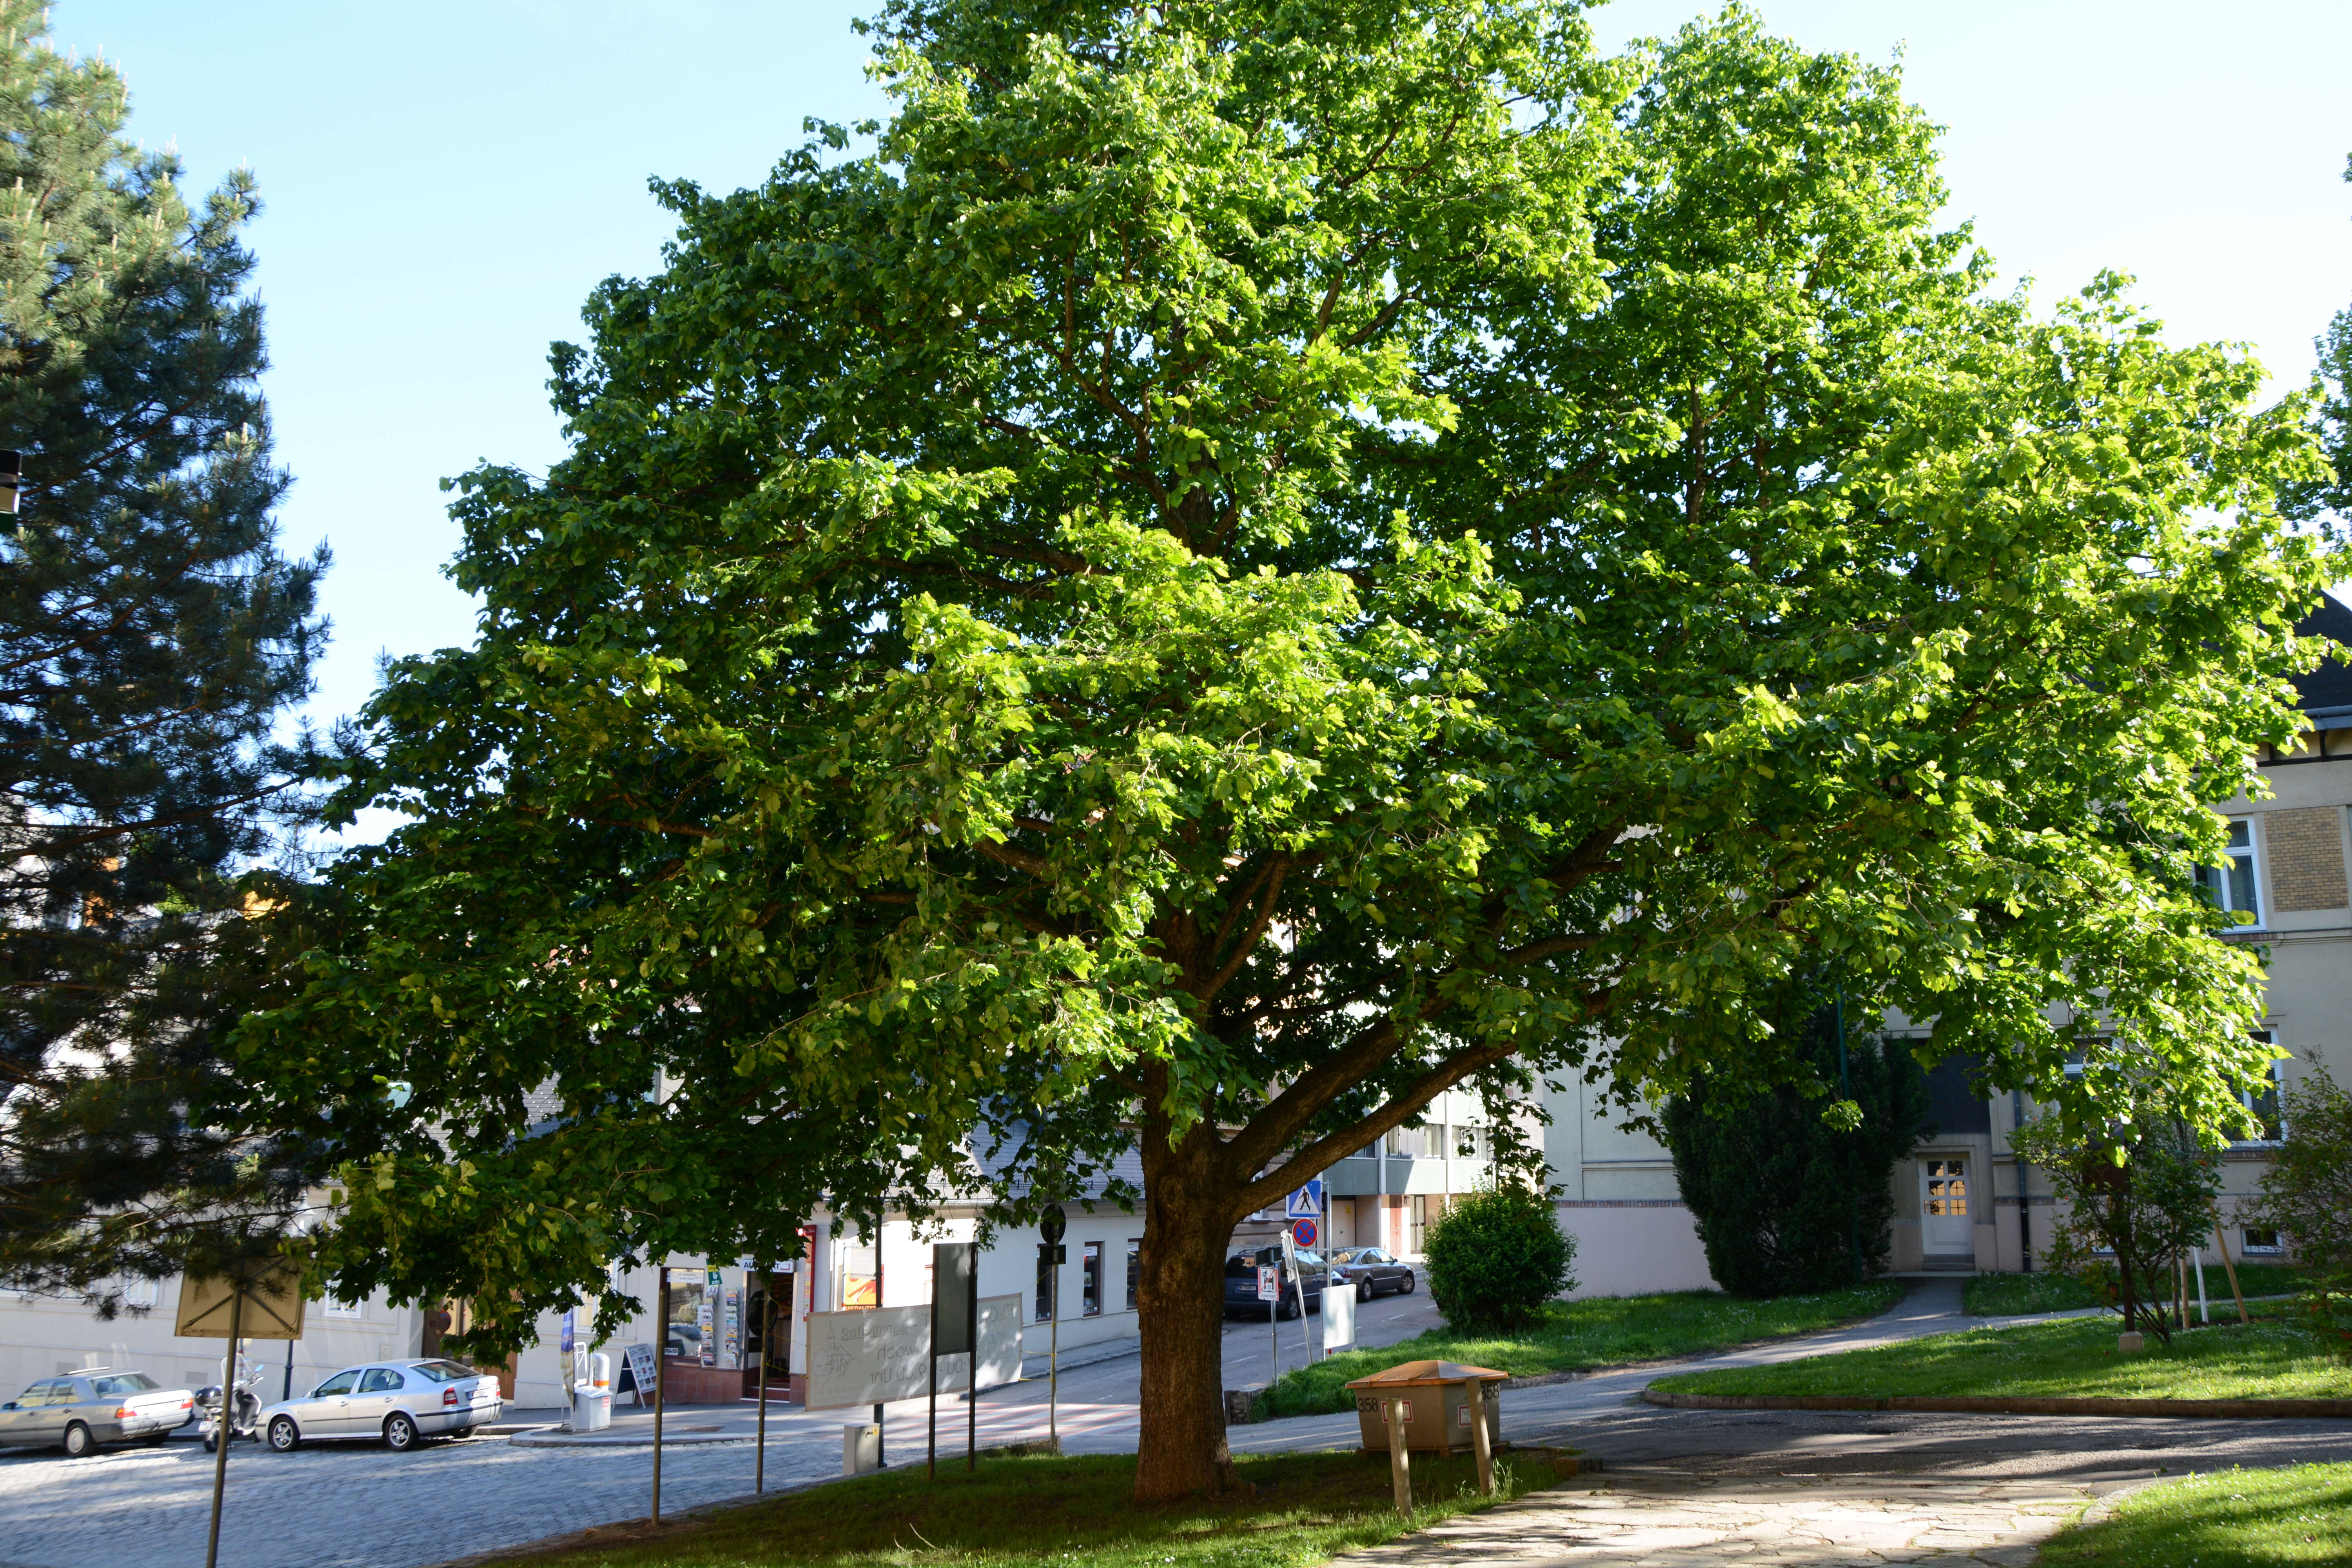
left=1331, top=1466, right=2136, bottom=1567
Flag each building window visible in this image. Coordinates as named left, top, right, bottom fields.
left=323, top=1296, right=365, bottom=1320
left=1385, top=1126, right=1430, bottom=1159
left=1081, top=1241, right=1102, bottom=1316
left=1125, top=1241, right=1141, bottom=1312
left=2196, top=819, right=2262, bottom=927
left=1035, top=1243, right=1056, bottom=1322
left=120, top=1278, right=158, bottom=1309
left=2234, top=1034, right=2284, bottom=1145
left=1923, top=1159, right=1969, bottom=1218
left=2242, top=1228, right=2283, bottom=1254
left=1453, top=1125, right=1490, bottom=1161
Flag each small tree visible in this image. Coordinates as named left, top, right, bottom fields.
left=2012, top=1113, right=2221, bottom=1345
left=2240, top=1067, right=2352, bottom=1357
left=1423, top=1179, right=1575, bottom=1333
left=1664, top=1008, right=1929, bottom=1297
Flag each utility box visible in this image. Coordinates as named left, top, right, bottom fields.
left=843, top=1421, right=882, bottom=1476
left=1346, top=1359, right=1505, bottom=1456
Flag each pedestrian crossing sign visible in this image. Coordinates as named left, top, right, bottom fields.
left=1285, top=1179, right=1323, bottom=1221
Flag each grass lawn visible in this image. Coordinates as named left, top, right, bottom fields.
left=1259, top=1282, right=1904, bottom=1418
left=1964, top=1264, right=2310, bottom=1318
left=2037, top=1463, right=2352, bottom=1567
left=1651, top=1312, right=2352, bottom=1403
left=472, top=1449, right=1570, bottom=1568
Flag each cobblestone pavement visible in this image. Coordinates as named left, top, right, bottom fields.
left=0, top=1431, right=791, bottom=1568
left=1333, top=1468, right=2124, bottom=1567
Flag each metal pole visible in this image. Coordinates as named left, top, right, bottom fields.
left=873, top=1224, right=885, bottom=1466
left=203, top=1279, right=246, bottom=1568
left=1269, top=1262, right=1278, bottom=1388
left=281, top=1331, right=295, bottom=1403
left=2192, top=1247, right=2211, bottom=1325
left=653, top=1269, right=667, bottom=1525
left=966, top=1247, right=978, bottom=1472
left=2013, top=1089, right=2034, bottom=1272
left=756, top=1284, right=772, bottom=1493
left=1048, top=1259, right=1059, bottom=1453
left=1836, top=990, right=1857, bottom=1283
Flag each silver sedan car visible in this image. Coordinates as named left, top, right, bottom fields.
left=0, top=1370, right=198, bottom=1456
left=257, top=1359, right=503, bottom=1452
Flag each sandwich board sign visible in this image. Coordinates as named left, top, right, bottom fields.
left=1285, top=1180, right=1323, bottom=1221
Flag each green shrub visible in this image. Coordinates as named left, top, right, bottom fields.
left=1422, top=1180, right=1575, bottom=1332
left=1662, top=1002, right=1929, bottom=1297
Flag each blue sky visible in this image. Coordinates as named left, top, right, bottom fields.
left=58, top=1, right=2352, bottom=737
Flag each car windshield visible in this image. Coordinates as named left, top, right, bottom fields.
left=408, top=1360, right=477, bottom=1383
left=91, top=1373, right=159, bottom=1395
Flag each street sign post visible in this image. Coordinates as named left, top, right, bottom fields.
left=1040, top=1204, right=1066, bottom=1451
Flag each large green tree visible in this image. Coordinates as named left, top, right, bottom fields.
left=0, top=0, right=327, bottom=1300
left=249, top=1, right=2336, bottom=1498
left=2282, top=153, right=2352, bottom=524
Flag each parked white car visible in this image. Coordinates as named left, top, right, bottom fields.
left=256, top=1359, right=502, bottom=1452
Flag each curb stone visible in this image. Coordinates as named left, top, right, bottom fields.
left=1642, top=1388, right=2352, bottom=1419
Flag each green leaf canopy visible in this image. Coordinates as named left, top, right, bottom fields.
left=242, top=0, right=2339, bottom=1495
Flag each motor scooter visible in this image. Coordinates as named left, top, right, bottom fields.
left=196, top=1373, right=261, bottom=1451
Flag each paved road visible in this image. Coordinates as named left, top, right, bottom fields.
left=2, top=1281, right=2342, bottom=1568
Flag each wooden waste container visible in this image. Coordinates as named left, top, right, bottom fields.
left=1345, top=1359, right=1505, bottom=1456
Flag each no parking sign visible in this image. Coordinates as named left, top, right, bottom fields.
left=1290, top=1217, right=1319, bottom=1249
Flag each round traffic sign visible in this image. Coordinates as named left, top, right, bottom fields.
left=1040, top=1203, right=1067, bottom=1244
left=1290, top=1218, right=1318, bottom=1249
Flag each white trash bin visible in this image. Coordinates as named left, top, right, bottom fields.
left=573, top=1386, right=613, bottom=1431
left=571, top=1352, right=614, bottom=1431
left=843, top=1422, right=882, bottom=1476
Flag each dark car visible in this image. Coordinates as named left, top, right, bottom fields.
left=1327, top=1246, right=1417, bottom=1300
left=1221, top=1247, right=1327, bottom=1319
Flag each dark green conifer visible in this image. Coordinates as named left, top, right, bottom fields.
left=0, top=0, right=326, bottom=1303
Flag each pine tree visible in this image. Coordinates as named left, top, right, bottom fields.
left=0, top=0, right=327, bottom=1304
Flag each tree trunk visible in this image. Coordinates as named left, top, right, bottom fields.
left=1132, top=1122, right=1242, bottom=1503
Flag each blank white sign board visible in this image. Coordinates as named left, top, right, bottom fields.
left=805, top=1293, right=1022, bottom=1409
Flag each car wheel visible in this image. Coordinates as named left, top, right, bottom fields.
left=383, top=1412, right=421, bottom=1452
left=267, top=1417, right=301, bottom=1453
left=61, top=1422, right=95, bottom=1458
left=1401, top=1272, right=1416, bottom=1294
left=1356, top=1279, right=1372, bottom=1301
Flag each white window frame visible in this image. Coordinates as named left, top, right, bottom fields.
left=323, top=1294, right=366, bottom=1320
left=2196, top=817, right=2264, bottom=930
left=2240, top=1226, right=2285, bottom=1255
